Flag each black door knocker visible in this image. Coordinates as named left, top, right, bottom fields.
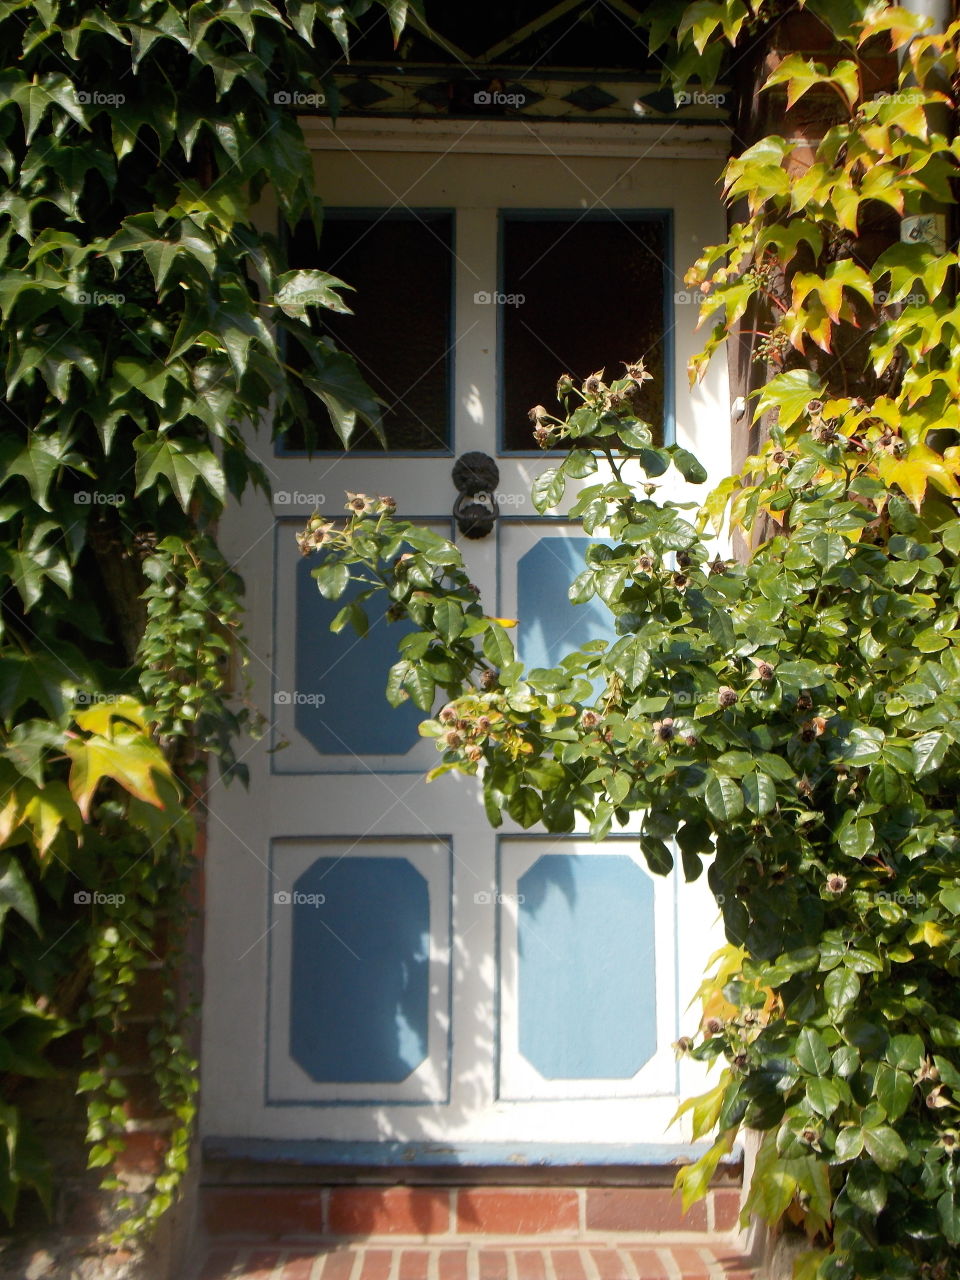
left=452, top=452, right=499, bottom=539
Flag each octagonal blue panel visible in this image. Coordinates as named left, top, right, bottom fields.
left=289, top=857, right=430, bottom=1083
left=517, top=854, right=656, bottom=1079
left=516, top=536, right=615, bottom=672
left=294, top=554, right=422, bottom=755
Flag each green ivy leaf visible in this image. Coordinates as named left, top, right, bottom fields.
left=704, top=773, right=744, bottom=822
left=672, top=447, right=708, bottom=484
left=507, top=787, right=542, bottom=829
left=805, top=1077, right=842, bottom=1118
left=0, top=856, right=38, bottom=935
left=796, top=1027, right=832, bottom=1076
left=862, top=1125, right=909, bottom=1173
left=824, top=967, right=860, bottom=1012
left=531, top=468, right=564, bottom=513
left=313, top=562, right=350, bottom=600
left=432, top=599, right=465, bottom=645
left=743, top=771, right=776, bottom=815
left=913, top=730, right=949, bottom=777
left=133, top=434, right=226, bottom=509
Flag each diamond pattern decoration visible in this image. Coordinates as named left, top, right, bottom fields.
left=339, top=79, right=393, bottom=109
left=562, top=84, right=618, bottom=112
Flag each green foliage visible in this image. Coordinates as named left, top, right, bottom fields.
left=306, top=339, right=960, bottom=1274
left=0, top=0, right=413, bottom=1242
left=674, top=3, right=960, bottom=537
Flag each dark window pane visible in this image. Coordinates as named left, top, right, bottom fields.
left=283, top=212, right=453, bottom=452
left=501, top=216, right=667, bottom=451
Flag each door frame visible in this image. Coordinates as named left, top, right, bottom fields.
left=200, top=115, right=733, bottom=1157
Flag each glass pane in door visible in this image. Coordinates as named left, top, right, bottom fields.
left=283, top=210, right=454, bottom=452
left=500, top=213, right=669, bottom=450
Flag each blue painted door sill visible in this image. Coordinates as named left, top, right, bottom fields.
left=203, top=1138, right=742, bottom=1169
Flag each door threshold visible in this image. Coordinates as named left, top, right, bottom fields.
left=202, top=1138, right=743, bottom=1186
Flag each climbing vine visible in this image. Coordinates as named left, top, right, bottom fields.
left=301, top=3, right=960, bottom=1276
left=0, top=0, right=420, bottom=1245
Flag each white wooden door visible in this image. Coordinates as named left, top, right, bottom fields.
left=202, top=121, right=732, bottom=1160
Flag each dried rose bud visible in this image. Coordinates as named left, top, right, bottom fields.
left=801, top=1127, right=819, bottom=1145
left=653, top=718, right=675, bottom=743
left=939, top=1130, right=959, bottom=1150
left=377, top=495, right=397, bottom=513
left=625, top=360, right=652, bottom=384
left=709, top=557, right=726, bottom=575
left=583, top=372, right=605, bottom=395
left=807, top=399, right=824, bottom=415
left=534, top=424, right=553, bottom=448
left=603, top=729, right=614, bottom=743
left=796, top=775, right=814, bottom=798
left=826, top=873, right=847, bottom=894
left=684, top=734, right=699, bottom=748
left=927, top=1085, right=951, bottom=1109
left=771, top=450, right=789, bottom=467
left=444, top=730, right=464, bottom=749
left=557, top=373, right=575, bottom=397
left=467, top=746, right=484, bottom=763
left=296, top=531, right=312, bottom=556
left=345, top=491, right=375, bottom=515
left=732, top=1052, right=749, bottom=1070
left=581, top=710, right=601, bottom=729
left=673, top=573, right=688, bottom=589
left=476, top=716, right=492, bottom=733
left=796, top=691, right=813, bottom=711
left=479, top=669, right=498, bottom=691
left=743, top=1010, right=758, bottom=1025
left=394, top=552, right=415, bottom=577
left=704, top=1016, right=724, bottom=1035
left=718, top=686, right=738, bottom=708
left=673, top=1036, right=694, bottom=1055
left=757, top=661, right=775, bottom=681
left=676, top=552, right=691, bottom=568
left=308, top=514, right=326, bottom=530
left=386, top=603, right=404, bottom=622
left=916, top=1059, right=940, bottom=1084
left=438, top=706, right=458, bottom=725
left=608, top=392, right=626, bottom=410
left=528, top=403, right=549, bottom=424
left=635, top=555, right=654, bottom=574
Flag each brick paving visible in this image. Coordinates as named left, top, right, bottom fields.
left=191, top=1243, right=756, bottom=1280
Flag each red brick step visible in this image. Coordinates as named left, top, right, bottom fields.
left=193, top=1243, right=755, bottom=1280
left=201, top=1186, right=742, bottom=1239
